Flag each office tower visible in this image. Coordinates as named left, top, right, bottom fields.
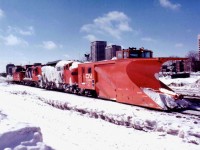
left=105, top=45, right=122, bottom=60
left=91, top=41, right=107, bottom=61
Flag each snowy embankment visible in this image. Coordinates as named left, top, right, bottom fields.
left=0, top=77, right=52, bottom=150
left=160, top=73, right=200, bottom=97
left=0, top=76, right=200, bottom=149
left=0, top=112, right=52, bottom=150
left=0, top=119, right=51, bottom=150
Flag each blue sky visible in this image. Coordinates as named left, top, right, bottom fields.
left=0, top=0, right=200, bottom=72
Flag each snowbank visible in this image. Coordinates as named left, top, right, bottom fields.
left=1, top=74, right=200, bottom=149
left=1, top=83, right=200, bottom=146
left=0, top=111, right=52, bottom=150
left=160, top=73, right=200, bottom=87
left=0, top=76, right=6, bottom=83
left=191, top=78, right=200, bottom=88
left=159, top=74, right=200, bottom=97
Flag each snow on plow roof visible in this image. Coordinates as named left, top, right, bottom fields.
left=55, top=60, right=73, bottom=68
left=69, top=61, right=81, bottom=70
left=55, top=60, right=81, bottom=70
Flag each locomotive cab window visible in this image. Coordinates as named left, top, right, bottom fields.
left=130, top=53, right=139, bottom=58
left=142, top=51, right=151, bottom=58
left=129, top=50, right=140, bottom=58
left=16, top=67, right=25, bottom=72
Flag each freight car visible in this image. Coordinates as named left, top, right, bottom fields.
left=6, top=47, right=188, bottom=110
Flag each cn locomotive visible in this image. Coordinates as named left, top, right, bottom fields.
left=6, top=47, right=188, bottom=110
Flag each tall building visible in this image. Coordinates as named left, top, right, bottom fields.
left=91, top=41, right=107, bottom=62
left=105, top=45, right=121, bottom=60
left=198, top=34, right=200, bottom=60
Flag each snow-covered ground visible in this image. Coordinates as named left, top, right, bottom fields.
left=0, top=76, right=200, bottom=150
left=160, top=72, right=200, bottom=97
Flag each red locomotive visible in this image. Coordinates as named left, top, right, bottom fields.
left=12, top=66, right=26, bottom=83
left=23, top=64, right=42, bottom=86
left=6, top=47, right=188, bottom=110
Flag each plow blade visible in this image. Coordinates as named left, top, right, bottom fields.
left=114, top=58, right=188, bottom=110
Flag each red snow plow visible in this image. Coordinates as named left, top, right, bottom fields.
left=78, top=48, right=188, bottom=110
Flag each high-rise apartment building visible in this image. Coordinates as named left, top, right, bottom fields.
left=105, top=45, right=122, bottom=60
left=198, top=34, right=200, bottom=60
left=91, top=41, right=107, bottom=62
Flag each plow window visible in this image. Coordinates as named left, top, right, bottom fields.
left=142, top=52, right=151, bottom=58
left=130, top=53, right=139, bottom=58
left=88, top=68, right=91, bottom=73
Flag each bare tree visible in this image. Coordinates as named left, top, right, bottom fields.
left=185, top=50, right=199, bottom=72
left=186, top=50, right=199, bottom=61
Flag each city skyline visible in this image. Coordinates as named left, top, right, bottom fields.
left=1, top=0, right=200, bottom=72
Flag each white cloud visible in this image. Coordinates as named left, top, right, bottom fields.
left=175, top=43, right=183, bottom=48
left=19, top=26, right=35, bottom=35
left=0, top=9, right=5, bottom=19
left=42, top=41, right=58, bottom=50
left=159, top=0, right=181, bottom=10
left=81, top=11, right=133, bottom=40
left=7, top=26, right=35, bottom=36
left=84, top=34, right=98, bottom=42
left=1, top=34, right=28, bottom=46
left=141, top=37, right=156, bottom=42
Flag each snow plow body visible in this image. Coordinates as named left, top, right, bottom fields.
left=78, top=57, right=187, bottom=110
